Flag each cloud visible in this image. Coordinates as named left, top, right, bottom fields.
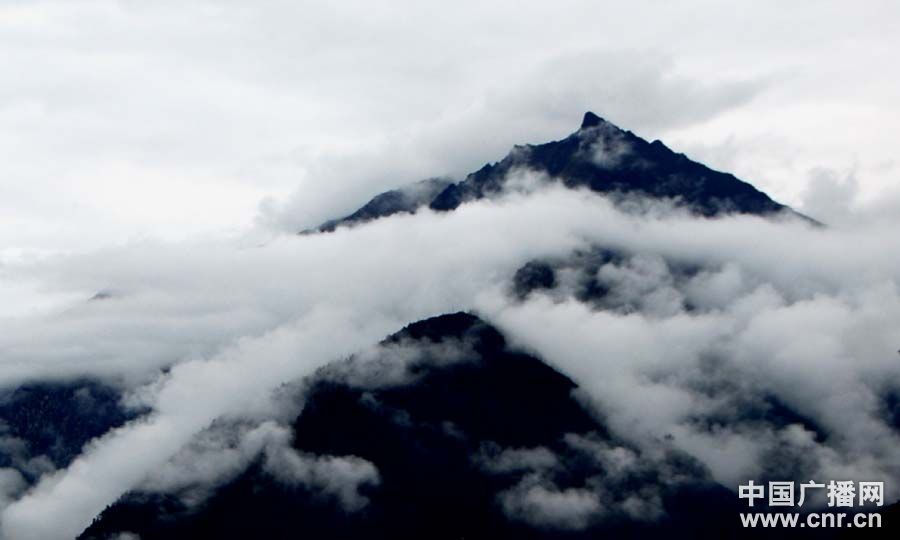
left=2, top=0, right=899, bottom=256
left=109, top=534, right=140, bottom=540
left=799, top=167, right=861, bottom=224
left=135, top=420, right=283, bottom=506
left=0, top=432, right=55, bottom=485
left=479, top=435, right=675, bottom=526
left=800, top=166, right=900, bottom=227
left=0, top=468, right=26, bottom=513
left=477, top=444, right=559, bottom=475
left=258, top=49, right=766, bottom=232
left=317, top=334, right=480, bottom=390
left=0, top=186, right=623, bottom=539
left=499, top=478, right=602, bottom=530
left=477, top=197, right=900, bottom=497
left=0, top=0, right=784, bottom=252
left=261, top=431, right=379, bottom=512
left=135, top=418, right=379, bottom=512
left=2, top=179, right=900, bottom=537
left=2, top=2, right=900, bottom=537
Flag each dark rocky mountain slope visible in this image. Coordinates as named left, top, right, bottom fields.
left=318, top=112, right=802, bottom=232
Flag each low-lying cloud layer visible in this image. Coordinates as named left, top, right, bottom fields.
left=479, top=198, right=900, bottom=498
left=1, top=181, right=899, bottom=538
left=0, top=186, right=611, bottom=539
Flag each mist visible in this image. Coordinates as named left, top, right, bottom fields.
left=1, top=182, right=899, bottom=538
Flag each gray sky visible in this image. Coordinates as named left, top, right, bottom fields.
left=2, top=0, right=899, bottom=254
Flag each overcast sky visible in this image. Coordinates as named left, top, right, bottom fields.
left=3, top=4, right=900, bottom=536
left=2, top=0, right=899, bottom=256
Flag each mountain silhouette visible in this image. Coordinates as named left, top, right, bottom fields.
left=318, top=112, right=802, bottom=232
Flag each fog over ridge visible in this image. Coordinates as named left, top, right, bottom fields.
left=1, top=180, right=899, bottom=538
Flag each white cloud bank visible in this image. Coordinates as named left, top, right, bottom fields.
left=0, top=181, right=899, bottom=538
left=0, top=187, right=615, bottom=539
left=478, top=199, right=900, bottom=498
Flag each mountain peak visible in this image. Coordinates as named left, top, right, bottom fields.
left=580, top=111, right=607, bottom=129
left=314, top=112, right=799, bottom=232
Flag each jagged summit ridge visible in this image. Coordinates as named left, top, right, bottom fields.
left=315, top=112, right=795, bottom=232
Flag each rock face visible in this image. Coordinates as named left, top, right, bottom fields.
left=318, top=112, right=798, bottom=232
